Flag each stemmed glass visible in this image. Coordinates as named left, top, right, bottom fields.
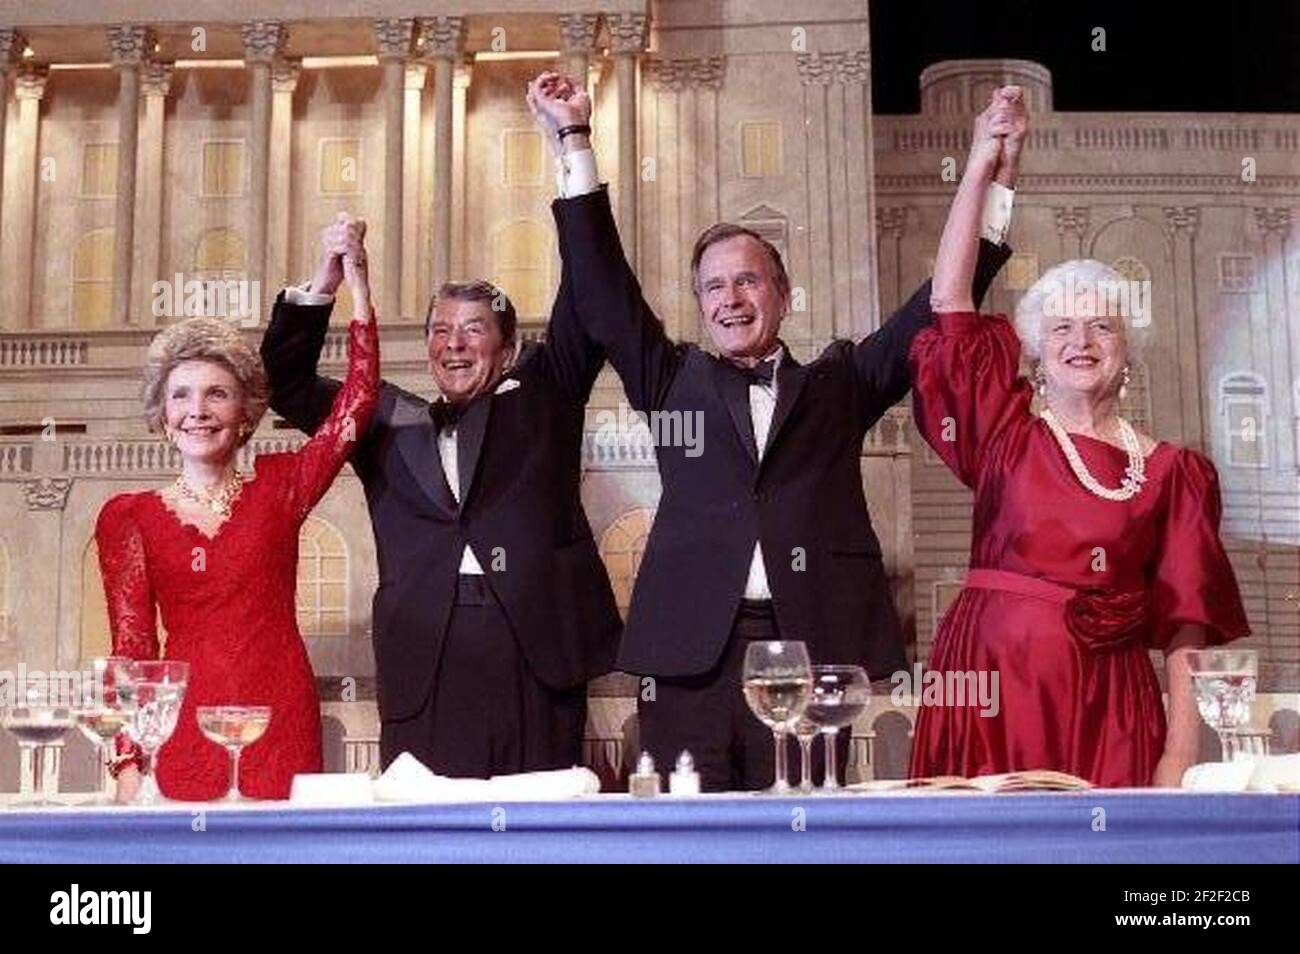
left=794, top=717, right=819, bottom=794
left=1, top=683, right=76, bottom=807
left=742, top=641, right=812, bottom=794
left=75, top=656, right=137, bottom=806
left=196, top=705, right=272, bottom=801
left=126, top=660, right=189, bottom=805
left=1186, top=648, right=1257, bottom=763
left=802, top=665, right=871, bottom=792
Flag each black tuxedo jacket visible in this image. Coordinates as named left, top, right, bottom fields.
left=554, top=188, right=1009, bottom=679
left=260, top=273, right=621, bottom=721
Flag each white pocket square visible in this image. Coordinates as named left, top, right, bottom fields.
left=494, top=378, right=521, bottom=395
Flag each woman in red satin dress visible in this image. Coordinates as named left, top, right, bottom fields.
left=908, top=88, right=1249, bottom=788
left=96, top=219, right=378, bottom=800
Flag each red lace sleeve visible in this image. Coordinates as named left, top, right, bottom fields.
left=95, top=495, right=160, bottom=662
left=279, top=315, right=380, bottom=522
left=908, top=311, right=1033, bottom=487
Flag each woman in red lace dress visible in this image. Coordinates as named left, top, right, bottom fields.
left=96, top=220, right=379, bottom=800
left=908, top=88, right=1249, bottom=788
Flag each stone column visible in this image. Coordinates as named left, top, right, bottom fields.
left=0, top=29, right=24, bottom=260
left=135, top=59, right=172, bottom=326
left=419, top=16, right=464, bottom=292
left=875, top=207, right=907, bottom=316
left=374, top=18, right=415, bottom=321
left=1254, top=207, right=1296, bottom=472
left=240, top=20, right=286, bottom=326
left=7, top=63, right=45, bottom=328
left=608, top=13, right=647, bottom=264
left=558, top=14, right=600, bottom=92
left=402, top=62, right=425, bottom=318
left=451, top=59, right=472, bottom=283
left=107, top=25, right=153, bottom=327
left=1163, top=206, right=1204, bottom=449
left=1053, top=206, right=1090, bottom=259
left=268, top=59, right=299, bottom=295
left=797, top=53, right=836, bottom=343
left=839, top=50, right=878, bottom=335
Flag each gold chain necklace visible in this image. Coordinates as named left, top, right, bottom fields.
left=175, top=472, right=245, bottom=517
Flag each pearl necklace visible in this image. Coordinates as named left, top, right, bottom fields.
left=1040, top=407, right=1147, bottom=501
left=175, top=472, right=245, bottom=517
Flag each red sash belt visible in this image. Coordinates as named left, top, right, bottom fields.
left=964, top=568, right=1149, bottom=652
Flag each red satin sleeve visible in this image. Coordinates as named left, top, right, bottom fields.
left=1147, top=449, right=1251, bottom=650
left=908, top=311, right=1033, bottom=488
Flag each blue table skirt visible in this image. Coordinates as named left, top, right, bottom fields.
left=2, top=792, right=1296, bottom=863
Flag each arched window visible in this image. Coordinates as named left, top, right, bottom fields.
left=189, top=228, right=251, bottom=322
left=599, top=508, right=654, bottom=617
left=492, top=220, right=551, bottom=319
left=296, top=517, right=349, bottom=636
left=71, top=229, right=115, bottom=329
left=1220, top=372, right=1269, bottom=468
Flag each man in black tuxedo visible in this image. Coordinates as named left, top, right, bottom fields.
left=531, top=72, right=1024, bottom=791
left=260, top=215, right=620, bottom=778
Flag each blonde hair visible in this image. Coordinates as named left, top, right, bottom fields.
left=1014, top=259, right=1153, bottom=361
left=142, top=318, right=268, bottom=445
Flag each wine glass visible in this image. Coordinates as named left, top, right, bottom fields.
left=75, top=656, right=137, bottom=806
left=126, top=660, right=189, bottom=805
left=794, top=718, right=819, bottom=794
left=802, top=665, right=870, bottom=792
left=742, top=641, right=812, bottom=794
left=196, top=705, right=272, bottom=802
left=1, top=683, right=76, bottom=807
left=1186, top=648, right=1257, bottom=762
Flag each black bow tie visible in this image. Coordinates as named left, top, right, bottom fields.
left=429, top=399, right=464, bottom=433
left=731, top=358, right=776, bottom=387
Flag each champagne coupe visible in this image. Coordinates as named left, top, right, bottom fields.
left=742, top=641, right=812, bottom=794
left=75, top=656, right=137, bottom=806
left=801, top=665, right=870, bottom=792
left=1, top=684, right=76, bottom=807
left=126, top=660, right=189, bottom=805
left=1186, top=649, right=1257, bottom=763
left=196, top=705, right=272, bottom=801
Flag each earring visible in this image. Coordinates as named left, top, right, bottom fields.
left=1119, top=365, right=1131, bottom=402
left=239, top=421, right=254, bottom=439
left=1034, top=364, right=1046, bottom=397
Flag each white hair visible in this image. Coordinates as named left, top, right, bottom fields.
left=1013, top=259, right=1152, bottom=362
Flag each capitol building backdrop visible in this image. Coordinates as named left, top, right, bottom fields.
left=0, top=0, right=1296, bottom=787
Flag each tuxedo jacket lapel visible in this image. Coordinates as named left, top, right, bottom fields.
left=456, top=393, right=492, bottom=505
left=711, top=357, right=758, bottom=465
left=763, top=353, right=808, bottom=460
left=391, top=397, right=458, bottom=516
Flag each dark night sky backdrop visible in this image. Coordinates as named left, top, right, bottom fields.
left=868, top=0, right=1300, bottom=114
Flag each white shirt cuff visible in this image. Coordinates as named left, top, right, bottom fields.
left=980, top=182, right=1015, bottom=245
left=555, top=148, right=600, bottom=199
left=284, top=282, right=335, bottom=307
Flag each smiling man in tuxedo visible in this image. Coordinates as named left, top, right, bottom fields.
left=260, top=214, right=620, bottom=778
left=533, top=72, right=1026, bottom=791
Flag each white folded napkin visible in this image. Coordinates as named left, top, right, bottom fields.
left=289, top=772, right=377, bottom=806
left=372, top=752, right=601, bottom=803
left=1181, top=754, right=1300, bottom=793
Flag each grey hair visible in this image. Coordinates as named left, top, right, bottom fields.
left=142, top=318, right=268, bottom=445
left=1013, top=259, right=1152, bottom=362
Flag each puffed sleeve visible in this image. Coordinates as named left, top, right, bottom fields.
left=1147, top=449, right=1250, bottom=650
left=908, top=311, right=1033, bottom=487
left=95, top=495, right=160, bottom=662
left=278, top=314, right=380, bottom=523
